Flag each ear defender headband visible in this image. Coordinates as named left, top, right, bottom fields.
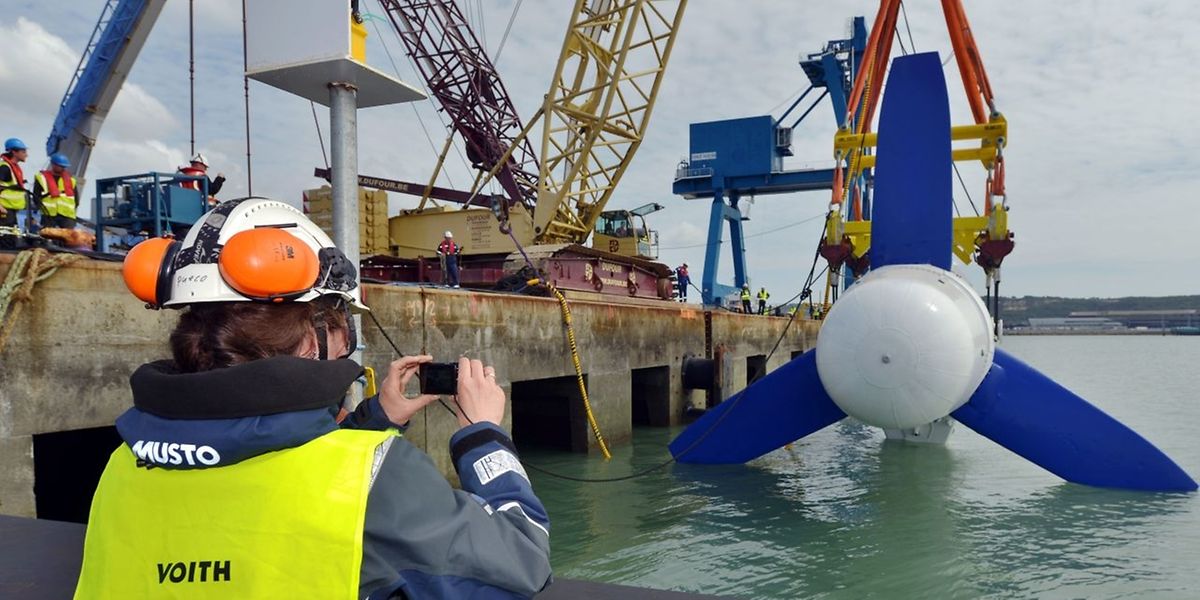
left=123, top=228, right=331, bottom=308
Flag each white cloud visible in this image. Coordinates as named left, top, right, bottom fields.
left=0, top=18, right=80, bottom=113
left=0, top=16, right=182, bottom=202
left=0, top=18, right=176, bottom=136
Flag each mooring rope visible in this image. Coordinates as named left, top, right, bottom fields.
left=0, top=249, right=84, bottom=354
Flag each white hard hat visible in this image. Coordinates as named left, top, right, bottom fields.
left=444, top=230, right=453, bottom=238
left=190, top=153, right=209, bottom=167
left=123, top=198, right=366, bottom=312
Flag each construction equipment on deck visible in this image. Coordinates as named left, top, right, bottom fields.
left=352, top=0, right=687, bottom=299
left=92, top=173, right=208, bottom=252
left=592, top=202, right=665, bottom=259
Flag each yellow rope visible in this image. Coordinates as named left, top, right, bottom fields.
left=540, top=279, right=612, bottom=460
left=0, top=249, right=84, bottom=354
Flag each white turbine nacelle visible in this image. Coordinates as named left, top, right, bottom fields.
left=815, top=264, right=995, bottom=429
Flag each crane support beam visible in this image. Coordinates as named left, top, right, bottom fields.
left=45, top=0, right=167, bottom=180
left=855, top=147, right=996, bottom=169
left=833, top=119, right=1007, bottom=150
left=313, top=167, right=503, bottom=207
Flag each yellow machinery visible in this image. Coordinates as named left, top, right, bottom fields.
left=589, top=203, right=664, bottom=259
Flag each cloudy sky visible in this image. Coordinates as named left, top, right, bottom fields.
left=4, top=1, right=1198, bottom=299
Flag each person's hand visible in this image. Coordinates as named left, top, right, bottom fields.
left=454, top=357, right=505, bottom=427
left=378, top=355, right=438, bottom=426
left=216, top=172, right=225, bottom=179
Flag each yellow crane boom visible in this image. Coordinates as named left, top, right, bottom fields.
left=476, top=0, right=687, bottom=245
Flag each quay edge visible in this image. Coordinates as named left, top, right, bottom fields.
left=0, top=253, right=818, bottom=518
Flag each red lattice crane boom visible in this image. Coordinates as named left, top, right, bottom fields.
left=380, top=0, right=540, bottom=213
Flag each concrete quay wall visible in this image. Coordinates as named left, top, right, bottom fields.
left=0, top=254, right=817, bottom=517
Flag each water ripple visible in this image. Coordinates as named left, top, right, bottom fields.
left=528, top=337, right=1200, bottom=599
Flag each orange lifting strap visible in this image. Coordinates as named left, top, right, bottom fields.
left=831, top=0, right=1000, bottom=208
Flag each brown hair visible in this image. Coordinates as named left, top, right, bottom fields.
left=170, top=297, right=349, bottom=372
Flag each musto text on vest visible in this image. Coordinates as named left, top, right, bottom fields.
left=131, top=440, right=221, bottom=466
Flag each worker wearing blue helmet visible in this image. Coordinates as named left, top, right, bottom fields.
left=1, top=137, right=30, bottom=227
left=34, top=152, right=81, bottom=229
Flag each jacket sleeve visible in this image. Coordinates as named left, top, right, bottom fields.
left=208, top=175, right=225, bottom=196
left=359, top=423, right=552, bottom=599
left=339, top=395, right=406, bottom=431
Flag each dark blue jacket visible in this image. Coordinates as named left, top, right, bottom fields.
left=117, top=357, right=552, bottom=599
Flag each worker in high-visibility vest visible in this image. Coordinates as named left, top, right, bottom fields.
left=757, top=287, right=770, bottom=315
left=740, top=284, right=752, bottom=313
left=74, top=199, right=551, bottom=599
left=0, top=137, right=29, bottom=227
left=33, top=153, right=80, bottom=229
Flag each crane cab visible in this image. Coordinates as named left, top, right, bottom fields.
left=592, top=202, right=664, bottom=259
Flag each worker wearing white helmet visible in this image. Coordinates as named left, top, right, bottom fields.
left=176, top=152, right=226, bottom=201
left=437, top=229, right=462, bottom=288
left=75, top=198, right=551, bottom=598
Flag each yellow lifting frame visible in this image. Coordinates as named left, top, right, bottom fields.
left=825, top=204, right=1009, bottom=268
left=833, top=114, right=1007, bottom=170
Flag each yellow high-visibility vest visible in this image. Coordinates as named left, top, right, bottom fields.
left=34, top=171, right=78, bottom=219
left=740, top=288, right=751, bottom=300
left=0, top=158, right=25, bottom=210
left=74, top=428, right=396, bottom=599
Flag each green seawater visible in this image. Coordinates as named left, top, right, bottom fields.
left=525, top=336, right=1200, bottom=599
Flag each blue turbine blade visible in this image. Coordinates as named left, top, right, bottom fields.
left=870, top=52, right=953, bottom=269
left=952, top=348, right=1197, bottom=492
left=670, top=350, right=846, bottom=464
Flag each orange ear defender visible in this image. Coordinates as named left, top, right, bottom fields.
left=122, top=237, right=182, bottom=308
left=217, top=227, right=320, bottom=301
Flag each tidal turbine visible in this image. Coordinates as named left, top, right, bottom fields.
left=669, top=52, right=1196, bottom=493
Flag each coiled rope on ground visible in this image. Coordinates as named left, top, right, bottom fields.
left=0, top=248, right=84, bottom=354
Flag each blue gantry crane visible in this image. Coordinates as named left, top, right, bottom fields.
left=46, top=0, right=166, bottom=180
left=672, top=17, right=868, bottom=306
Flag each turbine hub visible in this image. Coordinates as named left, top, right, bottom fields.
left=815, top=264, right=995, bottom=429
